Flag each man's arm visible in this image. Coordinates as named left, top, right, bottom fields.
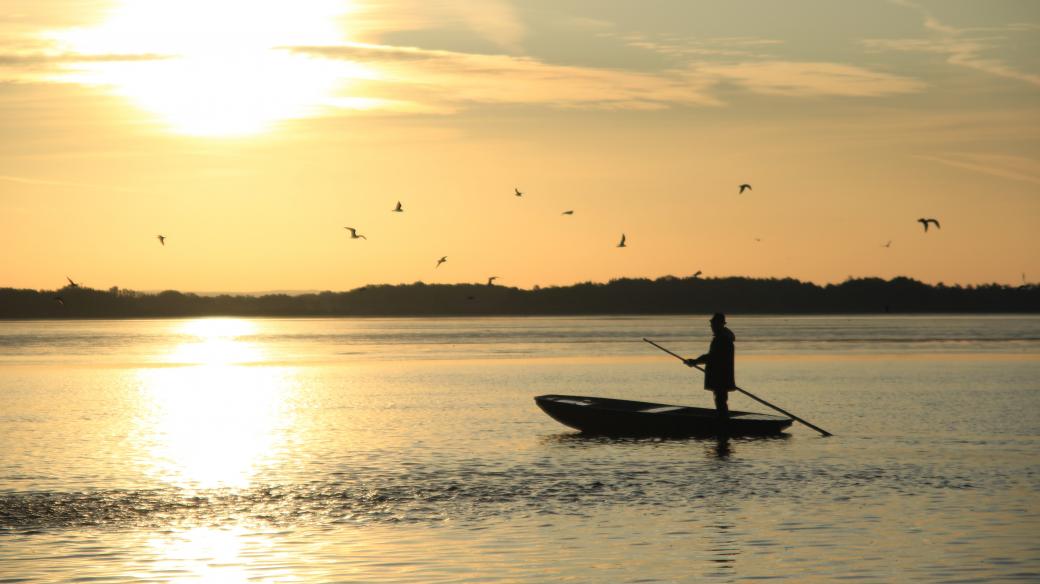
left=684, top=353, right=710, bottom=367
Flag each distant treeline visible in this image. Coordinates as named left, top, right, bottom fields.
left=2, top=276, right=1037, bottom=319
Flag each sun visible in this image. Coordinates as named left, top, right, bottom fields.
left=47, top=0, right=375, bottom=136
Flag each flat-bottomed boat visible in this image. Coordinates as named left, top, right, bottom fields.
left=535, top=394, right=792, bottom=437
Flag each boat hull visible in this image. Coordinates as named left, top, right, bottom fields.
left=535, top=394, right=792, bottom=437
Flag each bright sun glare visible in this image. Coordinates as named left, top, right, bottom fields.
left=49, top=0, right=373, bottom=136
left=137, top=319, right=293, bottom=489
left=168, top=318, right=262, bottom=366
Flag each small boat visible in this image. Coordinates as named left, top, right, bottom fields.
left=535, top=394, right=792, bottom=437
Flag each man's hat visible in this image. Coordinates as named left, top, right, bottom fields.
left=710, top=312, right=726, bottom=324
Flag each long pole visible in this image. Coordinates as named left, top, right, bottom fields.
left=642, top=338, right=833, bottom=437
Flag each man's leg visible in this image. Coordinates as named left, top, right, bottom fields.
left=714, top=390, right=729, bottom=419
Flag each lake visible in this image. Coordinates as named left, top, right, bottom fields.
left=1, top=315, right=1038, bottom=582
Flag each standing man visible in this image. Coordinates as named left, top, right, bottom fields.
left=684, top=313, right=736, bottom=418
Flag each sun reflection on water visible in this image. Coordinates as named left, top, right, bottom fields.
left=146, top=526, right=265, bottom=583
left=135, top=319, right=294, bottom=490
left=165, top=318, right=264, bottom=367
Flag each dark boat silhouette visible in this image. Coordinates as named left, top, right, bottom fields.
left=535, top=394, right=792, bottom=437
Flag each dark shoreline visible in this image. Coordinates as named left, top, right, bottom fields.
left=4, top=275, right=1037, bottom=319
left=2, top=312, right=1039, bottom=322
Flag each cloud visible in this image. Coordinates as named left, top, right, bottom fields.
left=350, top=0, right=525, bottom=52
left=598, top=31, right=922, bottom=97
left=290, top=42, right=924, bottom=113
left=1, top=11, right=930, bottom=124
left=451, top=1, right=525, bottom=52
left=869, top=1, right=1040, bottom=87
left=916, top=153, right=1040, bottom=185
left=0, top=174, right=137, bottom=192
left=0, top=52, right=167, bottom=67
left=287, top=43, right=438, bottom=63
left=291, top=43, right=722, bottom=110
left=692, top=61, right=924, bottom=97
left=613, top=32, right=785, bottom=59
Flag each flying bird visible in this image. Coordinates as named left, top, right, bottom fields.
left=739, top=184, right=752, bottom=194
left=693, top=271, right=702, bottom=278
left=436, top=256, right=447, bottom=268
left=393, top=201, right=403, bottom=212
left=66, top=277, right=79, bottom=288
left=917, top=218, right=941, bottom=232
left=53, top=296, right=64, bottom=306
left=617, top=234, right=627, bottom=248
left=344, top=227, right=367, bottom=240
left=882, top=240, right=892, bottom=248
left=157, top=234, right=166, bottom=246
left=562, top=210, right=574, bottom=215
left=514, top=187, right=523, bottom=197
left=487, top=276, right=499, bottom=286
left=754, top=238, right=763, bottom=242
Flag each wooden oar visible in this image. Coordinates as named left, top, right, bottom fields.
left=642, top=338, right=833, bottom=437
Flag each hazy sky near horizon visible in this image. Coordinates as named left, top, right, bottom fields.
left=1, top=0, right=1037, bottom=293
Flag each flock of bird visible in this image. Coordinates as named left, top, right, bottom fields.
left=341, top=190, right=641, bottom=265
left=333, top=187, right=942, bottom=275
left=55, top=183, right=948, bottom=305
left=331, top=185, right=942, bottom=264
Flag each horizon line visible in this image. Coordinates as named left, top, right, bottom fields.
left=10, top=273, right=1036, bottom=297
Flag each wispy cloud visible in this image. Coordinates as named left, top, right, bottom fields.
left=598, top=30, right=922, bottom=97
left=451, top=1, right=525, bottom=53
left=0, top=174, right=137, bottom=192
left=291, top=42, right=923, bottom=112
left=291, top=43, right=722, bottom=110
left=916, top=153, right=1040, bottom=185
left=693, top=61, right=924, bottom=97
left=350, top=0, right=526, bottom=52
left=867, top=0, right=1040, bottom=87
left=0, top=51, right=167, bottom=68
left=612, top=32, right=785, bottom=59
left=0, top=6, right=930, bottom=124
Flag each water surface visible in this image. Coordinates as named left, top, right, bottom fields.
left=1, top=315, right=1038, bottom=582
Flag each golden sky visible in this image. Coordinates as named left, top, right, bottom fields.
left=1, top=0, right=1037, bottom=292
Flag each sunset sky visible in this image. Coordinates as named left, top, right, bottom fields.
left=1, top=0, right=1037, bottom=293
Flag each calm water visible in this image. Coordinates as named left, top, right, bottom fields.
left=1, top=315, right=1038, bottom=582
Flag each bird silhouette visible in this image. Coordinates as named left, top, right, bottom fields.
left=436, top=256, right=447, bottom=268
left=53, top=296, right=64, bottom=306
left=514, top=187, right=523, bottom=197
left=562, top=210, right=574, bottom=215
left=487, top=276, right=499, bottom=286
left=157, top=234, right=166, bottom=246
left=754, top=238, right=763, bottom=242
left=66, top=277, right=79, bottom=288
left=882, top=240, right=892, bottom=248
left=617, top=234, right=626, bottom=248
left=344, top=227, right=367, bottom=240
left=393, top=201, right=403, bottom=212
left=693, top=270, right=702, bottom=278
left=917, top=218, right=940, bottom=232
left=739, top=184, right=752, bottom=194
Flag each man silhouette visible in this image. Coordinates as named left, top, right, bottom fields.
left=684, top=313, right=736, bottom=418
